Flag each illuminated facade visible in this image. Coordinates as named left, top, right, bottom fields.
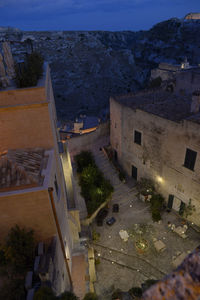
left=110, top=89, right=200, bottom=226
left=0, top=64, right=81, bottom=294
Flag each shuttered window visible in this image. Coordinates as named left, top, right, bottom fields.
left=184, top=148, right=197, bottom=170
left=134, top=130, right=142, bottom=145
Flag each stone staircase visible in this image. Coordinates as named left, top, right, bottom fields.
left=91, top=149, right=136, bottom=205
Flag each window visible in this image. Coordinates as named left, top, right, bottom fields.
left=134, top=130, right=142, bottom=145
left=184, top=148, right=197, bottom=170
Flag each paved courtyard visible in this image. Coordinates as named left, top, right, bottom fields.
left=87, top=149, right=200, bottom=300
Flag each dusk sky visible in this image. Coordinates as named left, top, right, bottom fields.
left=0, top=0, right=200, bottom=31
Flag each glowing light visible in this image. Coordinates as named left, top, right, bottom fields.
left=157, top=176, right=163, bottom=183
left=98, top=253, right=101, bottom=257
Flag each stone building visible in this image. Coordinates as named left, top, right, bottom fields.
left=0, top=64, right=81, bottom=294
left=185, top=13, right=200, bottom=20
left=110, top=88, right=200, bottom=226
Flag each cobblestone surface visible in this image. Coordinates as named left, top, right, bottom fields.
left=89, top=149, right=200, bottom=300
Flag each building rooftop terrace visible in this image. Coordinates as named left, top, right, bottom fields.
left=113, top=89, right=200, bottom=124
left=0, top=148, right=49, bottom=191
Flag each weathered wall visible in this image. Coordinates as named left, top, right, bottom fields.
left=0, top=189, right=56, bottom=241
left=67, top=121, right=109, bottom=157
left=110, top=99, right=200, bottom=225
left=175, top=70, right=200, bottom=95
left=0, top=104, right=54, bottom=151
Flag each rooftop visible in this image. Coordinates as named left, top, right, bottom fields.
left=0, top=148, right=49, bottom=191
left=113, top=89, right=200, bottom=123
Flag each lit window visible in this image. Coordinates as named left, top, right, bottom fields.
left=184, top=148, right=197, bottom=171
left=134, top=130, right=142, bottom=145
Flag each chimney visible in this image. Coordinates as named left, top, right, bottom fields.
left=191, top=90, right=200, bottom=114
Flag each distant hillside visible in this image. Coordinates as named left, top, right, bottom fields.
left=1, top=18, right=200, bottom=120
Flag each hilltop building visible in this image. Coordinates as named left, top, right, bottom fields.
left=110, top=71, right=200, bottom=226
left=0, top=64, right=82, bottom=295
left=185, top=13, right=200, bottom=20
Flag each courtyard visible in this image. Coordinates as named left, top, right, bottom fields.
left=87, top=150, right=200, bottom=299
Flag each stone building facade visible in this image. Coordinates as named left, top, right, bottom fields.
left=185, top=13, right=200, bottom=20
left=110, top=89, right=200, bottom=226
left=0, top=64, right=81, bottom=294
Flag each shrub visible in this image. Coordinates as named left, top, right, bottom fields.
left=15, top=52, right=44, bottom=88
left=137, top=178, right=155, bottom=196
left=74, top=151, right=95, bottom=173
left=150, top=194, right=164, bottom=222
left=5, top=225, right=35, bottom=273
left=83, top=292, right=98, bottom=300
left=76, top=151, right=113, bottom=215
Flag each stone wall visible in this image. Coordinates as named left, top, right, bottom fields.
left=67, top=121, right=110, bottom=158
left=110, top=99, right=200, bottom=225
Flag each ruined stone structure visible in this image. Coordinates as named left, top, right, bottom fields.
left=0, top=64, right=81, bottom=295
left=110, top=86, right=200, bottom=226
left=185, top=13, right=200, bottom=20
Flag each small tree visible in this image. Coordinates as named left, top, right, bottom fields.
left=5, top=225, right=35, bottom=273
left=74, top=151, right=95, bottom=173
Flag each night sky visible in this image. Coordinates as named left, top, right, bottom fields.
left=0, top=0, right=200, bottom=31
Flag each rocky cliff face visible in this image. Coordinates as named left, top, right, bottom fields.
left=1, top=18, right=200, bottom=120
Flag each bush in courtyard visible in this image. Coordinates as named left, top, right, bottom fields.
left=76, top=151, right=113, bottom=215
left=80, top=165, right=103, bottom=187
left=5, top=225, right=35, bottom=273
left=150, top=194, right=164, bottom=222
left=15, top=52, right=44, bottom=88
left=137, top=178, right=155, bottom=196
left=74, top=151, right=95, bottom=173
left=83, top=292, right=98, bottom=300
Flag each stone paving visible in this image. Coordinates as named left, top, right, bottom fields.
left=88, top=149, right=200, bottom=300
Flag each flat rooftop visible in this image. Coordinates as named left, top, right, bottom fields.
left=113, top=90, right=200, bottom=123
left=0, top=148, right=49, bottom=192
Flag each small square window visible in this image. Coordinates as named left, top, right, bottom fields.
left=184, top=148, right=197, bottom=170
left=134, top=130, right=142, bottom=145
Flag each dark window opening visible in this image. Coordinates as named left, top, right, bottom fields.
left=184, top=148, right=197, bottom=170
left=54, top=175, right=59, bottom=195
left=134, top=130, right=142, bottom=145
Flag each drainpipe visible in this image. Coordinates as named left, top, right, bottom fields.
left=48, top=187, right=73, bottom=290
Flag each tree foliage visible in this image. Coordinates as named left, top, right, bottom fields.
left=4, top=225, right=35, bottom=272
left=75, top=151, right=113, bottom=215
left=15, top=52, right=44, bottom=88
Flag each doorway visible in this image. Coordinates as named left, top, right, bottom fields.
left=132, top=165, right=137, bottom=180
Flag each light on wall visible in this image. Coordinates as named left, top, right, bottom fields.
left=157, top=176, right=163, bottom=183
